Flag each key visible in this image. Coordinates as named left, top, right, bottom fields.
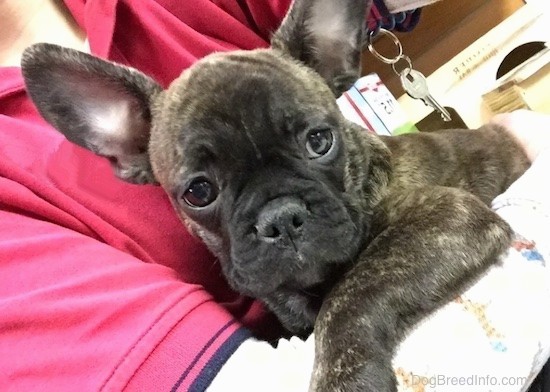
left=400, top=69, right=452, bottom=122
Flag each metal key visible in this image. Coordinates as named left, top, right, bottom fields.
left=400, top=69, right=452, bottom=122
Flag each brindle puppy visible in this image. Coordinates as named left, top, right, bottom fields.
left=21, top=0, right=529, bottom=390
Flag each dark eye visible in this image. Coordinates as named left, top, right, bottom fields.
left=306, top=128, right=334, bottom=158
left=182, top=177, right=218, bottom=208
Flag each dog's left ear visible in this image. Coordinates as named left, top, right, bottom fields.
left=272, top=0, right=370, bottom=96
left=21, top=43, right=162, bottom=184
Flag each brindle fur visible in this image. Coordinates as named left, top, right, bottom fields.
left=21, top=0, right=529, bottom=390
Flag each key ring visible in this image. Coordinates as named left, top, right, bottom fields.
left=366, top=28, right=403, bottom=64
left=391, top=55, right=413, bottom=77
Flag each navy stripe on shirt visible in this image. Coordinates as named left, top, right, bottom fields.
left=171, top=320, right=250, bottom=391
left=188, top=327, right=253, bottom=392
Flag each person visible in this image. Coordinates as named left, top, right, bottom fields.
left=0, top=1, right=548, bottom=391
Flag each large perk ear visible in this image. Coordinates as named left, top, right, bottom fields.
left=271, top=0, right=370, bottom=96
left=21, top=43, right=163, bottom=184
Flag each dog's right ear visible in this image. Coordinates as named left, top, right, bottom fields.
left=21, top=43, right=162, bottom=184
left=271, top=0, right=369, bottom=96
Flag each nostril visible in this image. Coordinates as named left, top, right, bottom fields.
left=266, top=225, right=280, bottom=238
left=256, top=223, right=281, bottom=239
left=292, top=214, right=304, bottom=229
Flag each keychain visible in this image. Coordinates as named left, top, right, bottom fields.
left=366, top=28, right=452, bottom=122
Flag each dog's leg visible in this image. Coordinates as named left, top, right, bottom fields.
left=309, top=186, right=512, bottom=392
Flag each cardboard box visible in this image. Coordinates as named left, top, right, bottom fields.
left=396, top=2, right=550, bottom=128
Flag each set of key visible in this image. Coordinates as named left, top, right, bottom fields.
left=366, top=29, right=452, bottom=122
left=400, top=69, right=452, bottom=122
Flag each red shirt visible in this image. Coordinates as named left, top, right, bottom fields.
left=0, top=1, right=290, bottom=391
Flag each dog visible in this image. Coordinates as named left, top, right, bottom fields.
left=21, top=0, right=529, bottom=390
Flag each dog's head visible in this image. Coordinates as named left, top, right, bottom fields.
left=22, top=0, right=390, bottom=331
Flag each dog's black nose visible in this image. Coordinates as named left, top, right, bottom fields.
left=255, top=197, right=308, bottom=241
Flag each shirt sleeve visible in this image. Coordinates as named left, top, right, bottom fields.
left=0, top=206, right=252, bottom=392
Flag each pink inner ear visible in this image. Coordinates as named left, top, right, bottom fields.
left=63, top=74, right=151, bottom=157
left=83, top=97, right=151, bottom=157
left=87, top=99, right=133, bottom=138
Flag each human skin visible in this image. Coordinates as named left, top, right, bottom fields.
left=0, top=0, right=86, bottom=67
left=491, top=110, right=550, bottom=162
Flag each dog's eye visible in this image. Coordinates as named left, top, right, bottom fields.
left=306, top=128, right=334, bottom=158
left=182, top=177, right=218, bottom=208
